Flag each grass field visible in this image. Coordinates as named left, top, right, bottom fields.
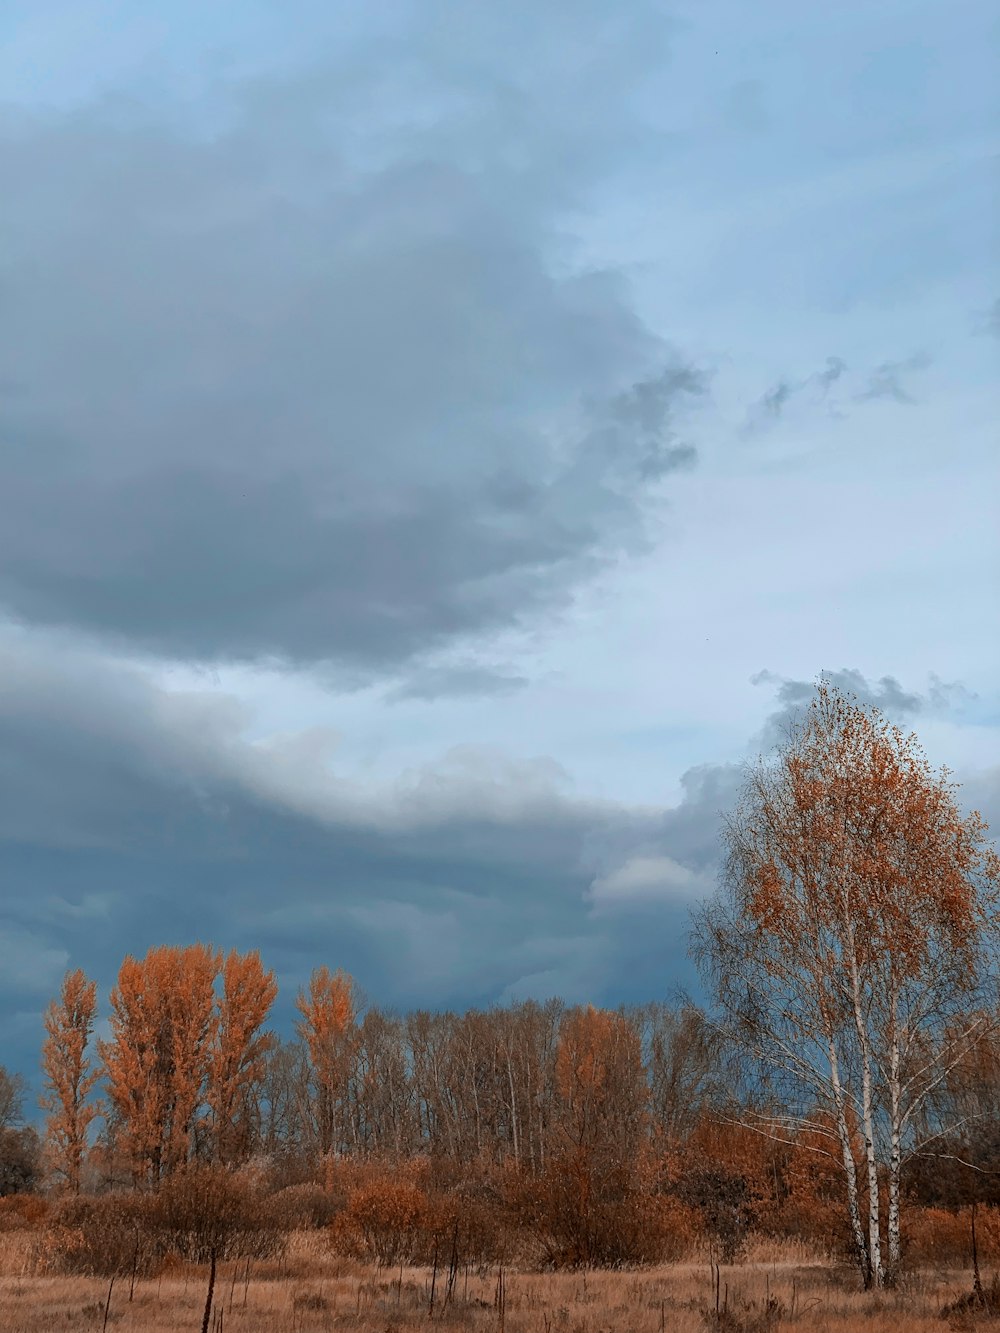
left=0, top=1229, right=990, bottom=1333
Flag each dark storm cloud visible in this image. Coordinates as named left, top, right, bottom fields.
left=0, top=8, right=701, bottom=676
left=1, top=629, right=983, bottom=1087
left=0, top=628, right=704, bottom=1082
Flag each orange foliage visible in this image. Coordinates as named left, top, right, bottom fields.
left=332, top=1168, right=432, bottom=1267
left=707, top=681, right=1000, bottom=1287
left=296, top=967, right=358, bottom=1155
left=512, top=1007, right=666, bottom=1267
left=903, top=1206, right=1000, bottom=1267
left=742, top=683, right=1000, bottom=983
left=40, top=969, right=100, bottom=1195
left=0, top=1194, right=50, bottom=1231
left=210, top=949, right=277, bottom=1165
left=100, top=944, right=220, bottom=1183
left=554, top=1006, right=647, bottom=1154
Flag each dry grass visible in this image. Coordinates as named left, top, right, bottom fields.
left=0, top=1227, right=990, bottom=1332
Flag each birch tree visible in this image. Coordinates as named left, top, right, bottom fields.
left=692, top=682, right=1000, bottom=1288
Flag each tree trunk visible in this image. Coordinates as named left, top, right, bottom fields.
left=857, top=1028, right=883, bottom=1285
left=886, top=1006, right=903, bottom=1283
left=847, top=929, right=884, bottom=1287
left=505, top=1049, right=520, bottom=1166
left=201, top=1247, right=217, bottom=1333
left=828, top=1035, right=871, bottom=1286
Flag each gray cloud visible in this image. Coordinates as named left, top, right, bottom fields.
left=759, top=382, right=793, bottom=419
left=742, top=349, right=934, bottom=433
left=963, top=764, right=1000, bottom=835
left=742, top=355, right=847, bottom=432
left=585, top=365, right=706, bottom=482
left=855, top=352, right=932, bottom=404
left=0, top=14, right=702, bottom=679
left=749, top=666, right=975, bottom=751
left=386, top=663, right=530, bottom=703
left=815, top=355, right=849, bottom=393
left=979, top=298, right=1000, bottom=338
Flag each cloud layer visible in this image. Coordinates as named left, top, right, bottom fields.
left=5, top=610, right=989, bottom=1087
left=0, top=7, right=706, bottom=677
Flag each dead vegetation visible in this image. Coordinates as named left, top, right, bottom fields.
left=0, top=1225, right=995, bottom=1333
left=2, top=1189, right=999, bottom=1333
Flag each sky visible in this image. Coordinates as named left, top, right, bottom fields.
left=1, top=0, right=998, bottom=1092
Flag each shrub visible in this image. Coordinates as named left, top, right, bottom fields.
left=40, top=1167, right=285, bottom=1276
left=764, top=1196, right=846, bottom=1257
left=672, top=1162, right=758, bottom=1262
left=941, top=1272, right=1000, bottom=1324
left=513, top=1154, right=699, bottom=1268
left=40, top=1192, right=165, bottom=1277
left=0, top=1193, right=50, bottom=1231
left=332, top=1176, right=431, bottom=1267
left=904, top=1205, right=1000, bottom=1268
left=271, top=1182, right=342, bottom=1230
left=149, top=1165, right=284, bottom=1263
left=436, top=1192, right=512, bottom=1269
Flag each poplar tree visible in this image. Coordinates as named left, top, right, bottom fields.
left=40, top=968, right=100, bottom=1194
left=100, top=944, right=220, bottom=1184
left=210, top=949, right=277, bottom=1165
left=296, top=967, right=359, bottom=1156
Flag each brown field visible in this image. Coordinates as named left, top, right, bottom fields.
left=0, top=1229, right=990, bottom=1333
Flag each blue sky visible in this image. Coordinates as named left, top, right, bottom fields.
left=1, top=0, right=997, bottom=1090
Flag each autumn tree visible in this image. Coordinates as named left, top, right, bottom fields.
left=0, top=1065, right=41, bottom=1196
left=40, top=968, right=100, bottom=1193
left=349, top=1009, right=417, bottom=1159
left=209, top=949, right=277, bottom=1165
left=554, top=1006, right=647, bottom=1161
left=0, top=1065, right=25, bottom=1133
left=259, top=1038, right=314, bottom=1165
left=497, top=999, right=564, bottom=1171
left=636, top=1001, right=727, bottom=1142
left=296, top=967, right=359, bottom=1156
left=100, top=944, right=221, bottom=1184
left=530, top=1005, right=651, bottom=1265
left=693, top=682, right=1000, bottom=1288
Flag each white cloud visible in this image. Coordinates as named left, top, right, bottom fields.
left=588, top=854, right=712, bottom=913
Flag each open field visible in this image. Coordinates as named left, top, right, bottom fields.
left=0, top=1230, right=991, bottom=1333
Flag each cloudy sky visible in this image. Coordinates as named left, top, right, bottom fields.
left=1, top=0, right=997, bottom=1087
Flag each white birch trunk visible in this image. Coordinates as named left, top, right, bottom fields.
left=847, top=944, right=884, bottom=1287
left=886, top=993, right=903, bottom=1281
left=827, top=1034, right=870, bottom=1284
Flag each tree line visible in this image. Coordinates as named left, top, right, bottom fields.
left=2, top=682, right=998, bottom=1289
left=26, top=952, right=724, bottom=1191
